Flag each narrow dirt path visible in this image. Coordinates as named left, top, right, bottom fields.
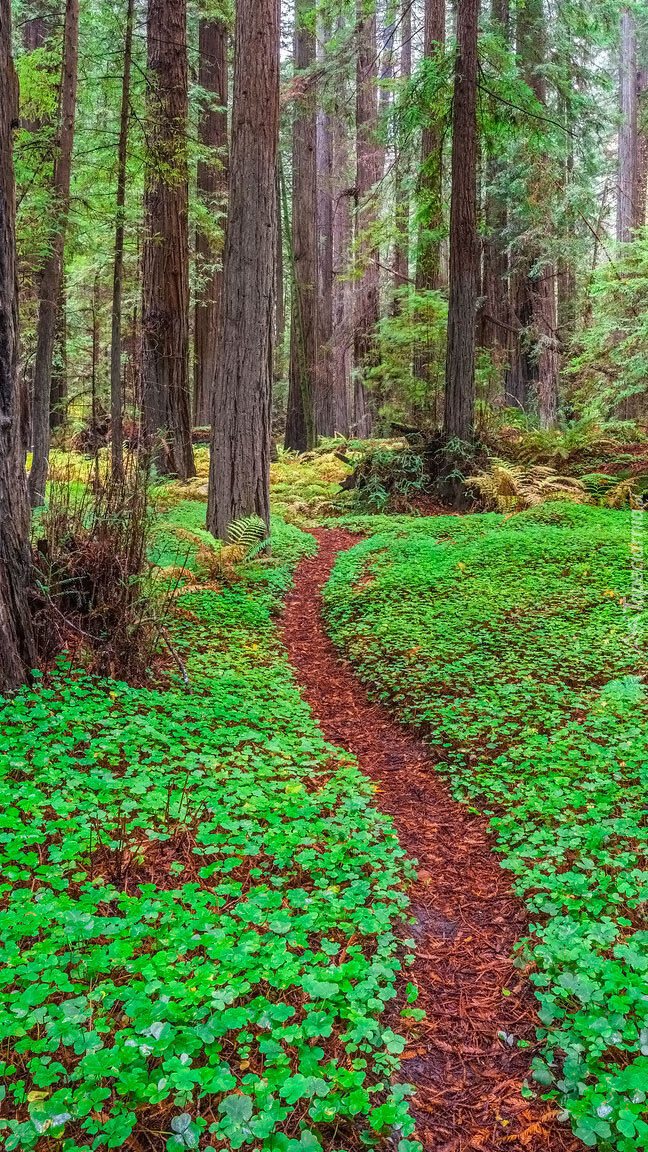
left=281, top=528, right=580, bottom=1152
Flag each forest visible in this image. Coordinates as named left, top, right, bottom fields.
left=2, top=0, right=648, bottom=1147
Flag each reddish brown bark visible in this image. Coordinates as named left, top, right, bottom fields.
left=109, top=0, right=134, bottom=480
left=393, top=0, right=412, bottom=303
left=207, top=0, right=279, bottom=539
left=286, top=0, right=317, bottom=451
left=28, top=0, right=79, bottom=506
left=480, top=0, right=510, bottom=351
left=354, top=0, right=380, bottom=436
left=317, top=97, right=336, bottom=438
left=194, top=17, right=228, bottom=428
left=444, top=0, right=479, bottom=444
left=141, top=0, right=195, bottom=478
left=509, top=0, right=559, bottom=429
left=0, top=0, right=36, bottom=691
left=416, top=0, right=445, bottom=293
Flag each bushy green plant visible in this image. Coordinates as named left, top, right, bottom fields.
left=365, top=289, right=447, bottom=427
left=345, top=446, right=431, bottom=513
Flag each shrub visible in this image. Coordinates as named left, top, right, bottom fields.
left=465, top=459, right=588, bottom=512
left=32, top=460, right=164, bottom=681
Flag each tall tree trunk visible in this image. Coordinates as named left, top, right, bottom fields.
left=511, top=0, right=558, bottom=428
left=141, top=0, right=195, bottom=478
left=480, top=0, right=509, bottom=351
left=444, top=0, right=479, bottom=444
left=50, top=277, right=67, bottom=430
left=110, top=0, right=134, bottom=481
left=317, top=97, right=336, bottom=437
left=354, top=0, right=380, bottom=436
left=393, top=0, right=412, bottom=305
left=28, top=0, right=79, bottom=506
left=207, top=0, right=279, bottom=539
left=618, top=7, right=638, bottom=242
left=275, top=162, right=286, bottom=378
left=636, top=67, right=648, bottom=229
left=194, top=17, right=228, bottom=427
left=416, top=0, right=445, bottom=292
left=330, top=35, right=353, bottom=436
left=0, top=0, right=36, bottom=691
left=285, top=0, right=317, bottom=451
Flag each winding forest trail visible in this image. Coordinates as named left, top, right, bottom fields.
left=281, top=528, right=580, bottom=1152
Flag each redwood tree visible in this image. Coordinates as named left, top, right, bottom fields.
left=480, top=0, right=510, bottom=352
left=509, top=0, right=559, bottom=428
left=28, top=0, right=79, bottom=506
left=444, top=0, right=479, bottom=444
left=354, top=0, right=380, bottom=436
left=207, top=0, right=279, bottom=539
left=0, top=0, right=36, bottom=691
left=416, top=0, right=445, bottom=292
left=141, top=0, right=195, bottom=478
left=109, top=0, right=134, bottom=481
left=194, top=16, right=228, bottom=427
left=393, top=0, right=412, bottom=301
left=285, top=0, right=317, bottom=452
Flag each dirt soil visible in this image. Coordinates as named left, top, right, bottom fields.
left=280, top=528, right=581, bottom=1152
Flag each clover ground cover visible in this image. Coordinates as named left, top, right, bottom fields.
left=0, top=513, right=417, bottom=1152
left=323, top=503, right=648, bottom=1150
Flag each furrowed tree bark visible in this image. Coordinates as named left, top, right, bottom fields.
left=110, top=0, right=134, bottom=481
left=194, top=16, right=228, bottom=428
left=0, top=0, right=37, bottom=691
left=285, top=0, right=317, bottom=452
left=330, top=21, right=353, bottom=436
left=354, top=0, right=380, bottom=436
left=444, top=0, right=479, bottom=444
left=141, top=0, right=195, bottom=479
left=618, top=7, right=638, bottom=243
left=480, top=0, right=509, bottom=351
left=28, top=0, right=79, bottom=507
left=207, top=0, right=279, bottom=540
left=393, top=0, right=412, bottom=306
left=317, top=93, right=336, bottom=438
left=510, top=0, right=558, bottom=429
left=416, top=0, right=445, bottom=292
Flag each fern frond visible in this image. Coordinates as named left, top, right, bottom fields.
left=227, top=515, right=267, bottom=550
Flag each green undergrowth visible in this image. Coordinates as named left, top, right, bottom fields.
left=0, top=508, right=418, bottom=1152
left=323, top=502, right=648, bottom=1151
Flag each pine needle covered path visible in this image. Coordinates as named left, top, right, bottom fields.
left=281, top=528, right=579, bottom=1152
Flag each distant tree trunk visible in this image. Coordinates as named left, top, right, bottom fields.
left=354, top=0, right=380, bottom=436
left=330, top=40, right=353, bottom=435
left=141, top=0, right=195, bottom=478
left=444, top=0, right=479, bottom=444
left=480, top=0, right=509, bottom=351
left=511, top=0, right=558, bottom=428
left=0, top=0, right=37, bottom=691
left=393, top=0, right=412, bottom=305
left=194, top=17, right=228, bottom=428
left=416, top=0, right=445, bottom=292
left=285, top=0, right=317, bottom=451
left=207, top=0, right=279, bottom=540
left=110, top=0, right=134, bottom=480
left=618, top=8, right=638, bottom=243
left=636, top=67, right=648, bottom=228
left=28, top=0, right=79, bottom=507
left=275, top=163, right=286, bottom=375
left=317, top=96, right=336, bottom=437
left=50, top=277, right=67, bottom=430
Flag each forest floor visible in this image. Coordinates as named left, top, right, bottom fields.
left=282, top=529, right=579, bottom=1152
